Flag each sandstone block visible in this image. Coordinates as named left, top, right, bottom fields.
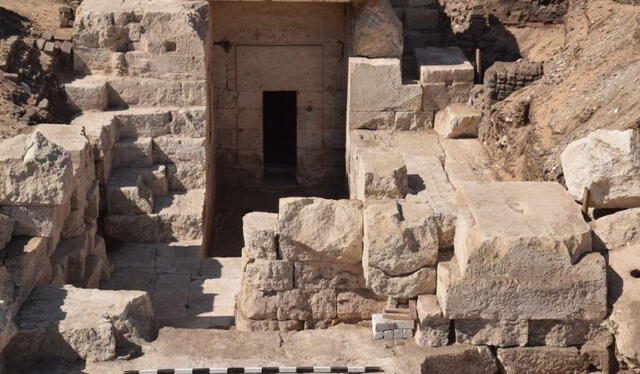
left=438, top=182, right=607, bottom=320
left=364, top=201, right=438, bottom=276
left=356, top=149, right=408, bottom=200
left=434, top=104, right=482, bottom=139
left=294, top=261, right=365, bottom=291
left=608, top=244, right=640, bottom=371
left=417, top=47, right=474, bottom=84
left=497, top=347, right=589, bottom=374
left=561, top=129, right=640, bottom=208
left=352, top=0, right=403, bottom=58
left=278, top=198, right=363, bottom=264
left=236, top=284, right=278, bottom=321
left=365, top=265, right=436, bottom=298
left=348, top=58, right=422, bottom=112
left=0, top=213, right=14, bottom=251
left=65, top=77, right=109, bottom=112
left=242, top=212, right=278, bottom=260
left=0, top=132, right=73, bottom=206
left=5, top=285, right=155, bottom=364
left=243, top=260, right=293, bottom=292
left=455, top=319, right=528, bottom=347
left=415, top=295, right=450, bottom=347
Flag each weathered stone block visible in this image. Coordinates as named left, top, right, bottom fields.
left=562, top=129, right=640, bottom=208
left=438, top=182, right=607, bottom=321
left=348, top=111, right=395, bottom=130
left=364, top=201, right=438, bottom=276
left=422, top=82, right=473, bottom=111
left=294, top=261, right=365, bottom=291
left=417, top=345, right=498, bottom=374
left=243, top=260, right=293, bottom=292
left=337, top=290, right=385, bottom=321
left=348, top=58, right=422, bottom=112
left=497, top=347, right=589, bottom=374
left=527, top=320, right=612, bottom=348
left=434, top=104, right=482, bottom=139
left=417, top=47, right=474, bottom=84
left=455, top=319, right=528, bottom=347
left=5, top=285, right=155, bottom=363
left=166, top=162, right=206, bottom=191
left=4, top=237, right=51, bottom=316
left=65, top=77, right=109, bottom=112
left=278, top=198, right=363, bottom=264
left=112, top=137, right=153, bottom=168
left=0, top=203, right=70, bottom=242
left=0, top=132, right=73, bottom=206
left=242, top=212, right=278, bottom=260
left=591, top=208, right=640, bottom=251
left=153, top=136, right=205, bottom=163
left=356, top=149, right=408, bottom=200
left=415, top=295, right=450, bottom=347
left=365, top=265, right=436, bottom=298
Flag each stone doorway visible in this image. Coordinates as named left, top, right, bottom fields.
left=263, top=91, right=297, bottom=176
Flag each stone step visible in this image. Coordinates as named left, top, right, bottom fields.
left=104, top=189, right=204, bottom=243
left=64, top=76, right=109, bottom=112
left=106, top=166, right=169, bottom=215
left=3, top=285, right=157, bottom=366
left=109, top=165, right=169, bottom=197
left=114, top=106, right=206, bottom=138
left=112, top=137, right=154, bottom=168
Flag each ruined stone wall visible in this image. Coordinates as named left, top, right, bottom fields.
left=212, top=2, right=349, bottom=186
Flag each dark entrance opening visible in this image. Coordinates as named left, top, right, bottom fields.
left=263, top=91, right=297, bottom=175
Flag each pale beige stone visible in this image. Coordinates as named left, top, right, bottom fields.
left=417, top=47, right=475, bottom=84
left=336, top=290, right=385, bottom=321
left=356, top=149, right=408, bottom=200
left=243, top=260, right=293, bottom=292
left=294, top=261, right=365, bottom=291
left=112, top=137, right=153, bottom=168
left=527, top=320, right=612, bottom=348
left=417, top=344, right=498, bottom=374
left=608, top=244, right=640, bottom=371
left=497, top=347, right=589, bottom=374
left=242, top=212, right=278, bottom=260
left=6, top=285, right=155, bottom=363
left=438, top=182, right=607, bottom=321
left=364, top=201, right=438, bottom=276
left=455, top=319, right=528, bottom=347
left=65, top=76, right=109, bottom=111
left=278, top=198, right=363, bottom=264
left=166, top=162, right=205, bottom=191
left=434, top=104, right=482, bottom=139
left=0, top=132, right=73, bottom=206
left=415, top=295, right=450, bottom=347
left=152, top=136, right=205, bottom=163
left=4, top=237, right=51, bottom=316
left=561, top=129, right=640, bottom=208
left=352, top=0, right=403, bottom=58
left=591, top=208, right=640, bottom=251
left=365, top=265, right=435, bottom=298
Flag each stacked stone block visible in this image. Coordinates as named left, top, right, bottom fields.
left=372, top=313, right=414, bottom=340
left=237, top=199, right=386, bottom=331
left=483, top=60, right=543, bottom=102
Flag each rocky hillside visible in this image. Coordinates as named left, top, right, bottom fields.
left=479, top=0, right=640, bottom=182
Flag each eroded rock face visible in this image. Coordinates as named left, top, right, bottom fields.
left=352, top=0, right=403, bottom=58
left=0, top=132, right=73, bottom=206
left=4, top=285, right=156, bottom=364
left=561, top=129, right=640, bottom=209
left=278, top=198, right=363, bottom=264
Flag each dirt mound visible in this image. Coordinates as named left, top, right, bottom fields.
left=479, top=0, right=640, bottom=182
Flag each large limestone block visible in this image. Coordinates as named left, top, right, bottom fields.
left=453, top=182, right=593, bottom=276
left=591, top=208, right=640, bottom=251
left=0, top=203, right=70, bottom=243
left=561, top=129, right=640, bottom=208
left=0, top=213, right=14, bottom=251
left=434, top=104, right=482, bottom=139
left=438, top=182, right=607, bottom=320
left=527, top=320, right=612, bottom=348
left=70, top=112, right=119, bottom=158
left=294, top=261, right=365, bottom=291
left=5, top=285, right=156, bottom=363
left=497, top=347, right=589, bottom=374
left=0, top=132, right=73, bottom=206
left=437, top=252, right=607, bottom=321
left=348, top=58, right=422, bottom=113
left=356, top=149, right=408, bottom=200
left=278, top=198, right=363, bottom=264
left=352, top=0, right=403, bottom=58
left=455, top=319, right=528, bottom=347
left=152, top=136, right=205, bottom=163
left=413, top=344, right=498, bottom=374
left=365, top=265, right=436, bottom=298
left=336, top=290, right=385, bottom=321
left=112, top=137, right=154, bottom=168
left=4, top=237, right=51, bottom=316
left=608, top=244, right=640, bottom=371
left=242, top=212, right=278, bottom=260
left=166, top=162, right=206, bottom=191
left=364, top=201, right=438, bottom=276
left=31, top=124, right=93, bottom=181
left=416, top=47, right=475, bottom=84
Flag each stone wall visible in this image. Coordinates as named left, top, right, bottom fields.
left=212, top=2, right=349, bottom=186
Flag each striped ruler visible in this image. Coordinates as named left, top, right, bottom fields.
left=123, top=367, right=383, bottom=374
